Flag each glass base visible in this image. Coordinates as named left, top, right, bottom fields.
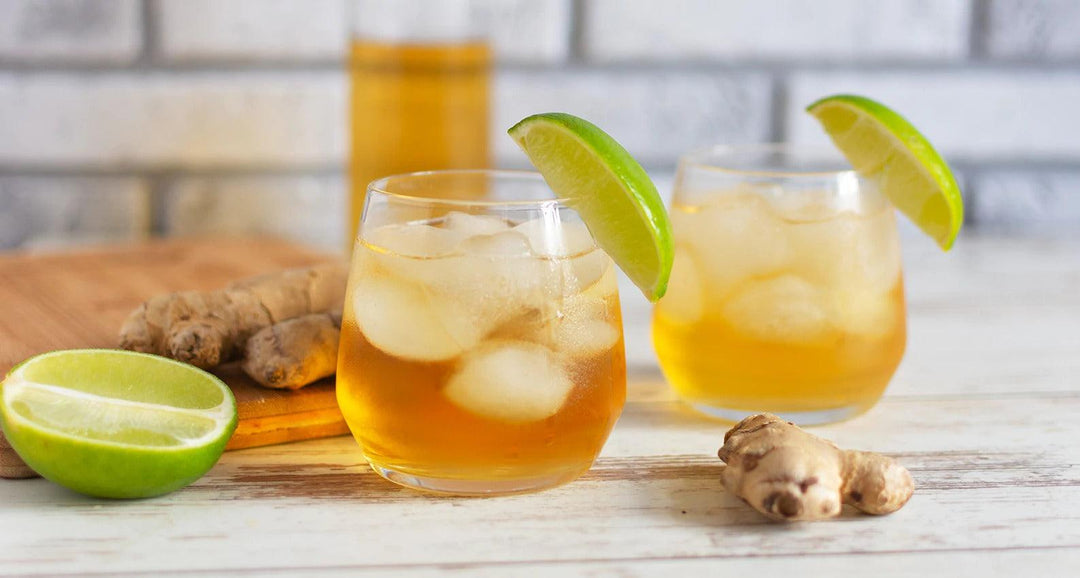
left=688, top=402, right=869, bottom=426
left=368, top=461, right=588, bottom=497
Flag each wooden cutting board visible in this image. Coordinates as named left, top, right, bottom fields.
left=0, top=238, right=350, bottom=478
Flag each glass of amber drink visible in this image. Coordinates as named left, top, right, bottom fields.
left=653, top=145, right=906, bottom=425
left=338, top=170, right=626, bottom=495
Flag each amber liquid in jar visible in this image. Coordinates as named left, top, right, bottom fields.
left=347, top=41, right=491, bottom=248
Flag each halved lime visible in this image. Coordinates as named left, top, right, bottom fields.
left=807, top=94, right=964, bottom=250
left=509, top=113, right=674, bottom=301
left=0, top=349, right=237, bottom=499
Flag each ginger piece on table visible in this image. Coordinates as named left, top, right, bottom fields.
left=718, top=413, right=914, bottom=521
left=242, top=312, right=341, bottom=390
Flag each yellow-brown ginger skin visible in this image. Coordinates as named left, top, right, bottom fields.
left=242, top=311, right=342, bottom=389
left=118, top=263, right=347, bottom=389
left=717, top=413, right=914, bottom=521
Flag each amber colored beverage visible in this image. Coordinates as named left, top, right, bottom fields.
left=653, top=146, right=907, bottom=425
left=338, top=171, right=626, bottom=495
left=347, top=40, right=491, bottom=248
left=337, top=291, right=625, bottom=485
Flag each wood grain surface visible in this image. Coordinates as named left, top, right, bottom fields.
left=1, top=234, right=1078, bottom=576
left=0, top=238, right=348, bottom=478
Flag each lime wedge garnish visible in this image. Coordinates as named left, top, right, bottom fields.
left=0, top=349, right=237, bottom=499
left=807, top=94, right=964, bottom=250
left=508, top=113, right=674, bottom=300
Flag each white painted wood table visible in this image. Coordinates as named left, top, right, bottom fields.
left=2, top=234, right=1079, bottom=577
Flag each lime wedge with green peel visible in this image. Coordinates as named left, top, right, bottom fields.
left=508, top=113, right=674, bottom=301
left=0, top=349, right=237, bottom=499
left=807, top=94, right=964, bottom=250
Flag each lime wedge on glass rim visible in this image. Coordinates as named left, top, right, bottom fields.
left=807, top=94, right=964, bottom=250
left=0, top=349, right=237, bottom=499
left=508, top=113, right=674, bottom=301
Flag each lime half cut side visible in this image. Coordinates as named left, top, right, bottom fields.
left=508, top=113, right=674, bottom=301
left=0, top=349, right=237, bottom=499
left=807, top=94, right=964, bottom=250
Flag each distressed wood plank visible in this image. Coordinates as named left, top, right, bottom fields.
left=122, top=547, right=1080, bottom=577
left=2, top=391, right=1078, bottom=575
left=891, top=235, right=1080, bottom=397
left=1, top=235, right=1078, bottom=575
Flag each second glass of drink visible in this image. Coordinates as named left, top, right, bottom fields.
left=653, top=145, right=907, bottom=425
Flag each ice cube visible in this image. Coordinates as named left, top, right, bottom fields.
left=514, top=218, right=608, bottom=296
left=358, top=222, right=608, bottom=355
left=489, top=266, right=619, bottom=346
left=788, top=209, right=902, bottom=296
left=767, top=189, right=841, bottom=223
left=543, top=294, right=620, bottom=359
left=364, top=222, right=465, bottom=258
left=444, top=341, right=574, bottom=422
left=451, top=228, right=609, bottom=320
left=513, top=218, right=596, bottom=257
left=830, top=290, right=897, bottom=339
left=722, top=275, right=836, bottom=345
left=456, top=230, right=562, bottom=307
left=486, top=305, right=552, bottom=343
left=392, top=230, right=563, bottom=344
left=673, top=194, right=792, bottom=299
left=563, top=251, right=610, bottom=297
left=458, top=229, right=533, bottom=256
left=352, top=274, right=482, bottom=362
left=444, top=211, right=511, bottom=237
left=656, top=250, right=704, bottom=325
left=362, top=223, right=467, bottom=286
left=365, top=225, right=544, bottom=311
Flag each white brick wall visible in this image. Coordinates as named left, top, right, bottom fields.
left=0, top=70, right=769, bottom=170
left=0, top=0, right=141, bottom=63
left=154, top=0, right=571, bottom=64
left=0, top=177, right=149, bottom=249
left=0, top=72, right=345, bottom=168
left=585, top=0, right=971, bottom=62
left=479, top=0, right=572, bottom=64
left=974, top=172, right=1080, bottom=232
left=496, top=71, right=773, bottom=167
left=160, top=175, right=345, bottom=251
left=155, top=0, right=347, bottom=62
left=787, top=72, right=1080, bottom=162
left=0, top=1, right=1078, bottom=251
left=349, top=0, right=572, bottom=64
left=985, top=0, right=1080, bottom=59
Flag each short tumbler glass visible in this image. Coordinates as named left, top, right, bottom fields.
left=338, top=170, right=626, bottom=495
left=652, top=145, right=907, bottom=425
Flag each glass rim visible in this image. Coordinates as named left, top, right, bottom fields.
left=679, top=143, right=858, bottom=179
left=366, top=169, right=572, bottom=210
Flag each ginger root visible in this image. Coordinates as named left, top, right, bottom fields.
left=718, top=413, right=914, bottom=522
left=120, top=263, right=346, bottom=368
left=242, top=311, right=342, bottom=389
left=118, top=263, right=347, bottom=389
